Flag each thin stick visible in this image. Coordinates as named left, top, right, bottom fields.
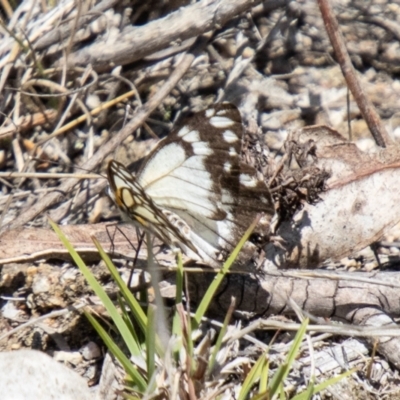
left=317, top=0, right=392, bottom=148
left=0, top=172, right=101, bottom=180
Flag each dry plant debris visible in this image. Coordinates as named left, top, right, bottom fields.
left=2, top=0, right=400, bottom=398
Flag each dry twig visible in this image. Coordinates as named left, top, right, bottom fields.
left=317, top=0, right=392, bottom=147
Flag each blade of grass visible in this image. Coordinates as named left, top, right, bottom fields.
left=193, top=216, right=260, bottom=329
left=259, top=357, right=270, bottom=393
left=118, top=294, right=140, bottom=344
left=268, top=318, right=309, bottom=396
left=207, top=297, right=235, bottom=376
left=298, top=379, right=314, bottom=400
left=250, top=392, right=270, bottom=400
left=291, top=369, right=356, bottom=400
left=123, top=395, right=142, bottom=400
left=84, top=311, right=147, bottom=392
left=279, top=382, right=285, bottom=400
left=172, top=250, right=184, bottom=339
left=238, top=354, right=268, bottom=400
left=93, top=234, right=166, bottom=358
left=49, top=219, right=145, bottom=365
left=92, top=236, right=147, bottom=332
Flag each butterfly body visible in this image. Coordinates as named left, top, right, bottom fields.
left=107, top=103, right=274, bottom=267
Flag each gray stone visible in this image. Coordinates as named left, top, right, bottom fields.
left=0, top=349, right=92, bottom=400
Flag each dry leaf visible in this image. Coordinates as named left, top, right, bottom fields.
left=265, top=125, right=400, bottom=269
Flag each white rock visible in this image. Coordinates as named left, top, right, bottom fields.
left=31, top=275, right=51, bottom=293
left=80, top=341, right=101, bottom=360
left=86, top=94, right=100, bottom=110
left=1, top=301, right=24, bottom=320
left=0, top=349, right=92, bottom=400
left=53, top=350, right=83, bottom=366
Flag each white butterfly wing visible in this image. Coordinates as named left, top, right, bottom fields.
left=134, top=103, right=274, bottom=266
left=138, top=143, right=220, bottom=219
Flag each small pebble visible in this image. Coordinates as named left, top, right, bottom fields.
left=80, top=341, right=101, bottom=360
left=364, top=262, right=378, bottom=272
left=242, top=46, right=254, bottom=58
left=86, top=94, right=100, bottom=110
left=31, top=276, right=51, bottom=294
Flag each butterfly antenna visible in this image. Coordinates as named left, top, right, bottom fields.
left=105, top=223, right=120, bottom=255
left=104, top=224, right=146, bottom=288
left=29, top=157, right=106, bottom=179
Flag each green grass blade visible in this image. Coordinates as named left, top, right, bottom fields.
left=123, top=395, right=141, bottom=400
left=84, top=311, right=147, bottom=392
left=285, top=319, right=309, bottom=365
left=269, top=362, right=288, bottom=399
left=118, top=295, right=140, bottom=344
left=250, top=392, right=270, bottom=400
left=268, top=318, right=309, bottom=396
left=291, top=369, right=356, bottom=400
left=259, top=357, right=269, bottom=393
left=94, top=233, right=167, bottom=358
left=299, top=380, right=314, bottom=400
left=172, top=250, right=184, bottom=339
left=279, top=382, right=285, bottom=400
left=238, top=354, right=267, bottom=400
left=207, top=298, right=235, bottom=376
left=49, top=220, right=144, bottom=363
left=193, top=217, right=260, bottom=329
left=92, top=237, right=147, bottom=332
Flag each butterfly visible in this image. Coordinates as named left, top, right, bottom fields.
left=107, top=103, right=275, bottom=268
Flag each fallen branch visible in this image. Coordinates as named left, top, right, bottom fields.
left=188, top=268, right=400, bottom=369
left=63, top=0, right=268, bottom=71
